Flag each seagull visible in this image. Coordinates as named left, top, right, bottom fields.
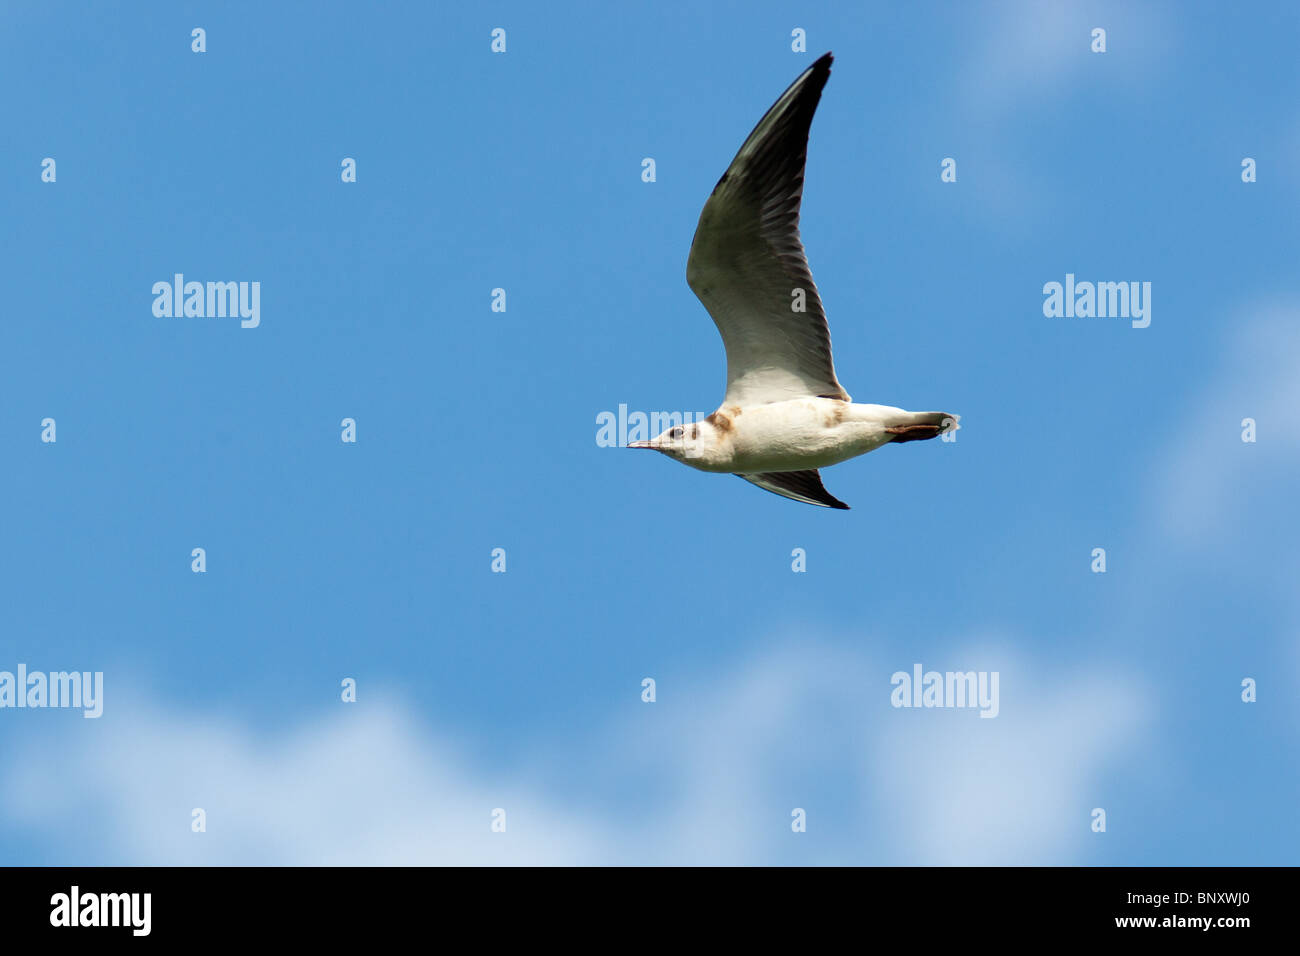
left=629, top=52, right=958, bottom=509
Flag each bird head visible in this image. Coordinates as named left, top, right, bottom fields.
left=627, top=420, right=713, bottom=463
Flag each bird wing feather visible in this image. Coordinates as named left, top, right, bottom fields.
left=686, top=52, right=850, bottom=407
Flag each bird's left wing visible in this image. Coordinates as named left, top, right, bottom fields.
left=686, top=52, right=851, bottom=407
left=736, top=470, right=849, bottom=509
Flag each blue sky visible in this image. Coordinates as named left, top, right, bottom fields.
left=1, top=0, right=1297, bottom=864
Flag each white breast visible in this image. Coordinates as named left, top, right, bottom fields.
left=716, top=399, right=896, bottom=473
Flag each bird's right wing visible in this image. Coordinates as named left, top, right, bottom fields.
left=736, top=470, right=849, bottom=510
left=686, top=51, right=850, bottom=407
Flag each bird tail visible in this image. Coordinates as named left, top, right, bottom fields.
left=885, top=412, right=959, bottom=443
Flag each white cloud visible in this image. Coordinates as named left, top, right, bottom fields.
left=2, top=641, right=1148, bottom=865
left=4, top=700, right=604, bottom=865
left=961, top=1, right=1172, bottom=116
left=871, top=656, right=1146, bottom=864
left=1155, top=304, right=1300, bottom=550
left=949, top=1, right=1174, bottom=229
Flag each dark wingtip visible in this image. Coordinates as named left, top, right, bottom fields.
left=806, top=52, right=833, bottom=92
left=830, top=499, right=850, bottom=510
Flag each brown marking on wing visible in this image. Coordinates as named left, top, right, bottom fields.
left=820, top=401, right=848, bottom=428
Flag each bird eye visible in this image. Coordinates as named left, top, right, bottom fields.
left=669, top=427, right=685, bottom=440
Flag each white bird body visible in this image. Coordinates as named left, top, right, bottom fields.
left=661, top=399, right=936, bottom=475
left=631, top=52, right=958, bottom=509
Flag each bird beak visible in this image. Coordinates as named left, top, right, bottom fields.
left=627, top=440, right=655, bottom=449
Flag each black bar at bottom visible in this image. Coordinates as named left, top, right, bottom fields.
left=0, top=865, right=1279, bottom=941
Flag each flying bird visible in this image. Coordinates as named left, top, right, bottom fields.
left=630, top=52, right=959, bottom=509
